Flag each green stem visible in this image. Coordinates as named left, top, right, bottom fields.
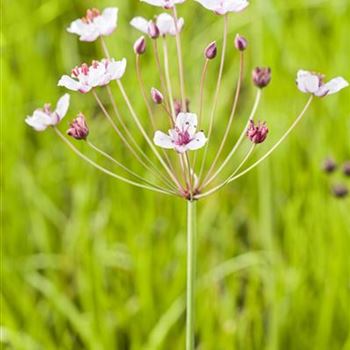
left=186, top=200, right=197, bottom=350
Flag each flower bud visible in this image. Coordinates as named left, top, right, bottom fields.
left=252, top=67, right=271, bottom=88
left=148, top=21, right=160, bottom=39
left=322, top=158, right=337, bottom=174
left=134, top=36, right=146, bottom=55
left=247, top=120, right=269, bottom=144
left=67, top=113, right=89, bottom=140
left=174, top=99, right=190, bottom=116
left=332, top=184, right=349, bottom=199
left=151, top=88, right=164, bottom=104
left=234, top=34, right=248, bottom=51
left=204, top=41, right=217, bottom=60
left=343, top=161, right=350, bottom=177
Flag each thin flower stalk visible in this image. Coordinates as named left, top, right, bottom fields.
left=117, top=80, right=183, bottom=190
left=136, top=54, right=157, bottom=129
left=93, top=90, right=176, bottom=190
left=198, top=14, right=229, bottom=182
left=203, top=51, right=245, bottom=183
left=196, top=95, right=314, bottom=199
left=172, top=6, right=186, bottom=110
left=86, top=139, right=174, bottom=192
left=200, top=88, right=262, bottom=189
left=54, top=127, right=175, bottom=196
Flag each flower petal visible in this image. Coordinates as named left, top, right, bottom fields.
left=54, top=93, right=70, bottom=120
left=58, top=75, right=91, bottom=93
left=25, top=110, right=52, bottom=131
left=154, top=131, right=174, bottom=149
left=175, top=113, right=198, bottom=136
left=107, top=58, right=127, bottom=81
left=95, top=7, right=118, bottom=36
left=296, top=70, right=320, bottom=94
left=186, top=132, right=207, bottom=151
left=130, top=17, right=150, bottom=34
left=315, top=77, right=349, bottom=97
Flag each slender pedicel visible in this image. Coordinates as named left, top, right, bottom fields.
left=94, top=90, right=176, bottom=190
left=54, top=127, right=176, bottom=196
left=196, top=96, right=314, bottom=199
left=136, top=54, right=156, bottom=129
left=198, top=14, right=229, bottom=183
left=162, top=38, right=177, bottom=120
left=203, top=50, right=245, bottom=183
left=86, top=140, right=176, bottom=193
left=117, top=80, right=184, bottom=190
left=172, top=6, right=186, bottom=110
left=200, top=89, right=262, bottom=189
left=227, top=96, right=313, bottom=183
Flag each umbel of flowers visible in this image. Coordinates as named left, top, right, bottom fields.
left=25, top=1, right=348, bottom=348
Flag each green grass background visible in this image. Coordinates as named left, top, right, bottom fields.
left=2, top=0, right=350, bottom=349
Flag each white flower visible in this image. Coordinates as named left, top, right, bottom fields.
left=58, top=58, right=127, bottom=93
left=67, top=8, right=118, bottom=42
left=296, top=70, right=349, bottom=97
left=195, top=0, right=249, bottom=15
left=130, top=13, right=184, bottom=36
left=141, top=0, right=186, bottom=9
left=25, top=94, right=70, bottom=131
left=154, top=113, right=207, bottom=153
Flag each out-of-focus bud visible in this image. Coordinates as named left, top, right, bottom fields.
left=148, top=21, right=160, bottom=39
left=322, top=158, right=337, bottom=174
left=331, top=184, right=349, bottom=198
left=204, top=41, right=217, bottom=60
left=252, top=67, right=272, bottom=88
left=234, top=34, right=248, bottom=51
left=174, top=98, right=190, bottom=116
left=151, top=88, right=164, bottom=104
left=247, top=120, right=269, bottom=144
left=134, top=36, right=146, bottom=55
left=343, top=161, right=350, bottom=177
left=67, top=113, right=89, bottom=140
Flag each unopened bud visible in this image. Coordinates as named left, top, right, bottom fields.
left=204, top=41, right=217, bottom=60
left=322, top=158, right=337, bottom=174
left=174, top=98, right=190, bottom=116
left=235, top=34, right=248, bottom=51
left=67, top=113, right=89, bottom=140
left=252, top=67, right=271, bottom=88
left=134, top=36, right=146, bottom=55
left=148, top=21, right=160, bottom=39
left=332, top=184, right=349, bottom=198
left=151, top=88, right=164, bottom=104
left=247, top=120, right=269, bottom=144
left=343, top=161, right=350, bottom=177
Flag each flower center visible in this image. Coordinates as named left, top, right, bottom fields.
left=82, top=8, right=101, bottom=23
left=71, top=63, right=90, bottom=77
left=175, top=129, right=191, bottom=146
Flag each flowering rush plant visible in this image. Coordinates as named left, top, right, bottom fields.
left=26, top=0, right=348, bottom=348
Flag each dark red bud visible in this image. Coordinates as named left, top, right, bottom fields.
left=204, top=41, right=217, bottom=60
left=151, top=88, right=164, bottom=104
left=67, top=113, right=89, bottom=140
left=134, top=36, right=146, bottom=55
left=252, top=67, right=272, bottom=88
left=234, top=34, right=248, bottom=51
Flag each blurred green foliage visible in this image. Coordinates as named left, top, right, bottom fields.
left=2, top=0, right=350, bottom=349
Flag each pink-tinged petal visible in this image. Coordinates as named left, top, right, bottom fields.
left=186, top=132, right=207, bottom=151
left=54, top=94, right=70, bottom=120
left=67, top=19, right=89, bottom=36
left=88, top=63, right=107, bottom=87
left=95, top=7, right=118, bottom=36
left=174, top=144, right=188, bottom=153
left=168, top=17, right=184, bottom=36
left=141, top=0, right=164, bottom=6
left=25, top=110, right=52, bottom=131
left=175, top=113, right=198, bottom=136
left=58, top=75, right=91, bottom=93
left=226, top=0, right=249, bottom=12
left=107, top=58, right=127, bottom=80
left=58, top=75, right=80, bottom=91
left=157, top=13, right=175, bottom=36
left=315, top=77, right=349, bottom=97
left=154, top=131, right=175, bottom=149
left=296, top=70, right=320, bottom=94
left=130, top=17, right=150, bottom=34
left=79, top=28, right=101, bottom=42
